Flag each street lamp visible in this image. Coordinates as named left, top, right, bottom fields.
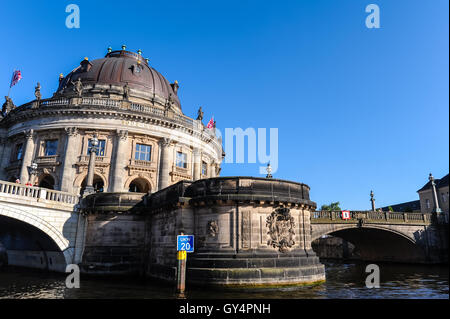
left=266, top=162, right=273, bottom=179
left=84, top=134, right=99, bottom=195
left=429, top=173, right=442, bottom=213
left=370, top=190, right=376, bottom=211
left=27, top=161, right=38, bottom=185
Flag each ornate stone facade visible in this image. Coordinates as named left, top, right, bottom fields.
left=0, top=48, right=223, bottom=194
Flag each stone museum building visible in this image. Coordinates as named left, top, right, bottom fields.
left=0, top=47, right=327, bottom=287
left=0, top=48, right=223, bottom=195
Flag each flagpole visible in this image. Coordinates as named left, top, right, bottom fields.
left=7, top=70, right=14, bottom=98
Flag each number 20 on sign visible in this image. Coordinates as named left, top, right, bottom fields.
left=177, top=235, right=194, bottom=253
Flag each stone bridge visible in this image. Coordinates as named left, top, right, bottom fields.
left=0, top=180, right=84, bottom=271
left=0, top=178, right=448, bottom=276
left=311, top=211, right=448, bottom=263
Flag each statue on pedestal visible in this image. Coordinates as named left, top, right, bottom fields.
left=196, top=106, right=204, bottom=121
left=2, top=96, right=15, bottom=115
left=34, top=82, right=41, bottom=101
left=71, top=78, right=83, bottom=97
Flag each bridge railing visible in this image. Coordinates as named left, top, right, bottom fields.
left=311, top=210, right=431, bottom=224
left=0, top=180, right=79, bottom=205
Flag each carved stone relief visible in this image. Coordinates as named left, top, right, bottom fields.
left=266, top=207, right=296, bottom=253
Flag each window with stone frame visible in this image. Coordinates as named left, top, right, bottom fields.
left=202, top=161, right=208, bottom=176
left=176, top=151, right=187, bottom=169
left=14, top=143, right=23, bottom=161
left=87, top=139, right=106, bottom=156
left=135, top=144, right=152, bottom=162
left=426, top=199, right=431, bottom=209
left=44, top=139, right=59, bottom=156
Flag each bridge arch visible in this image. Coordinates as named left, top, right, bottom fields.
left=311, top=224, right=418, bottom=244
left=311, top=224, right=429, bottom=263
left=0, top=204, right=71, bottom=269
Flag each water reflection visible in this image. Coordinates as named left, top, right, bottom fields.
left=0, top=261, right=448, bottom=299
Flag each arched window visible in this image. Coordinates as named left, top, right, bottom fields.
left=39, top=175, right=55, bottom=190
left=80, top=175, right=104, bottom=195
left=128, top=178, right=150, bottom=193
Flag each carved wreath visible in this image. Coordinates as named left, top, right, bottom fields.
left=266, top=207, right=295, bottom=253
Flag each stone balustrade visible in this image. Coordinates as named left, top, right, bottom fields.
left=34, top=155, right=60, bottom=164
left=0, top=180, right=79, bottom=205
left=311, top=210, right=432, bottom=225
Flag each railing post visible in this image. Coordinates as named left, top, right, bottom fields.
left=403, top=213, right=408, bottom=222
left=39, top=189, right=47, bottom=200
left=385, top=212, right=389, bottom=221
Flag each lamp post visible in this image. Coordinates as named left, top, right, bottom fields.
left=266, top=162, right=273, bottom=179
left=84, top=134, right=99, bottom=195
left=27, top=161, right=38, bottom=185
left=429, top=173, right=442, bottom=213
left=370, top=190, right=376, bottom=211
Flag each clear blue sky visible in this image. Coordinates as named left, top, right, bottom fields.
left=1, top=0, right=448, bottom=209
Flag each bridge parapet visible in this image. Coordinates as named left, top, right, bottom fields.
left=311, top=210, right=432, bottom=225
left=0, top=180, right=79, bottom=206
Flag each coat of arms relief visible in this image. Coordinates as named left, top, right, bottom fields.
left=266, top=207, right=296, bottom=253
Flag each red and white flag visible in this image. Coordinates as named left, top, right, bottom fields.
left=10, top=70, right=22, bottom=88
left=206, top=116, right=214, bottom=129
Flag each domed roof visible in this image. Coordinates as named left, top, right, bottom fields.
left=57, top=49, right=181, bottom=111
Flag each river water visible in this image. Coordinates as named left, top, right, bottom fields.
left=0, top=261, right=448, bottom=299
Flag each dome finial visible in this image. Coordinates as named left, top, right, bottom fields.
left=121, top=44, right=126, bottom=51
left=137, top=49, right=142, bottom=55
left=107, top=46, right=112, bottom=53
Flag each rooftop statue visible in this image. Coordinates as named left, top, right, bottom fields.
left=71, top=78, right=83, bottom=97
left=34, top=82, right=41, bottom=101
left=196, top=106, right=204, bottom=121
left=2, top=96, right=15, bottom=115
left=123, top=82, right=130, bottom=100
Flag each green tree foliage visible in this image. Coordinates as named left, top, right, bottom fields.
left=388, top=206, right=394, bottom=212
left=320, top=201, right=342, bottom=211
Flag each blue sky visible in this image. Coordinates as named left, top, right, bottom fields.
left=0, top=0, right=448, bottom=209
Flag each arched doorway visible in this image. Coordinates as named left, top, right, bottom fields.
left=80, top=174, right=105, bottom=195
left=39, top=174, right=55, bottom=189
left=128, top=177, right=151, bottom=193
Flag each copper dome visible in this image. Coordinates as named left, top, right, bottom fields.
left=57, top=49, right=181, bottom=111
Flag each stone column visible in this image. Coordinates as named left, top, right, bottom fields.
left=60, top=127, right=79, bottom=192
left=193, top=148, right=201, bottom=181
left=110, top=130, right=128, bottom=192
left=158, top=138, right=172, bottom=190
left=19, top=129, right=35, bottom=183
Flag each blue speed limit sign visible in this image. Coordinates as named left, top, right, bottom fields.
left=177, top=235, right=194, bottom=253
